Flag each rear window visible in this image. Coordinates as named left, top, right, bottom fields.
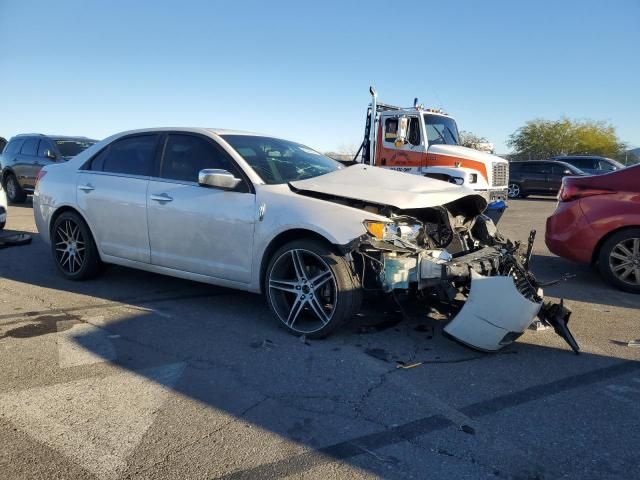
left=20, top=138, right=39, bottom=156
left=3, top=138, right=25, bottom=155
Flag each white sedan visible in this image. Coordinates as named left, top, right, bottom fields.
left=33, top=128, right=577, bottom=352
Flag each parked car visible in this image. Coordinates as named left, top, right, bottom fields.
left=0, top=180, right=7, bottom=230
left=0, top=137, right=7, bottom=154
left=508, top=160, right=585, bottom=198
left=546, top=164, right=640, bottom=293
left=0, top=134, right=97, bottom=203
left=33, top=128, right=577, bottom=352
left=550, top=155, right=625, bottom=175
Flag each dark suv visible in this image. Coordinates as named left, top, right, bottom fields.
left=550, top=155, right=624, bottom=175
left=508, top=160, right=585, bottom=198
left=0, top=134, right=97, bottom=203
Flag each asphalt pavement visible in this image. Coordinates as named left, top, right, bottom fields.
left=0, top=197, right=638, bottom=480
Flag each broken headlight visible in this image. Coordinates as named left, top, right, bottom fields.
left=363, top=220, right=422, bottom=244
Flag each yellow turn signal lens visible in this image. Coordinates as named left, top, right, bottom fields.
left=364, top=221, right=386, bottom=239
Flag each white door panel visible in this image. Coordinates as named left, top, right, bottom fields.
left=147, top=180, right=256, bottom=283
left=76, top=172, right=150, bottom=262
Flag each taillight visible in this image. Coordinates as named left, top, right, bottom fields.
left=35, top=170, right=48, bottom=189
left=558, top=179, right=613, bottom=202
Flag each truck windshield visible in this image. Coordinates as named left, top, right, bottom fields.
left=423, top=114, right=460, bottom=146
left=221, top=135, right=342, bottom=184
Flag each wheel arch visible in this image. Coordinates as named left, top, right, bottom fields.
left=49, top=205, right=100, bottom=252
left=259, top=228, right=341, bottom=293
left=1, top=167, right=16, bottom=184
left=591, top=225, right=640, bottom=264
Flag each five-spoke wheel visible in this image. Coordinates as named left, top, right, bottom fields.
left=507, top=183, right=521, bottom=199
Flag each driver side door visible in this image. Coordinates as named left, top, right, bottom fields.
left=147, top=132, right=256, bottom=283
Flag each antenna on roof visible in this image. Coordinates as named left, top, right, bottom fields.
left=413, top=98, right=418, bottom=108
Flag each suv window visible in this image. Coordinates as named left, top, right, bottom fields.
left=598, top=159, right=617, bottom=171
left=567, top=158, right=595, bottom=170
left=20, top=138, right=39, bottom=156
left=552, top=164, right=572, bottom=174
left=160, top=134, right=241, bottom=183
left=4, top=139, right=25, bottom=155
left=88, top=134, right=158, bottom=176
left=37, top=140, right=52, bottom=157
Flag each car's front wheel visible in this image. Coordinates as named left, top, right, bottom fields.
left=265, top=239, right=361, bottom=338
left=598, top=228, right=640, bottom=294
left=4, top=173, right=27, bottom=203
left=51, top=211, right=103, bottom=280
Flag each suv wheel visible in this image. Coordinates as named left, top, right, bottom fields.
left=508, top=183, right=526, bottom=199
left=51, top=211, right=103, bottom=280
left=598, top=228, right=640, bottom=293
left=265, top=239, right=362, bottom=338
left=4, top=173, right=27, bottom=203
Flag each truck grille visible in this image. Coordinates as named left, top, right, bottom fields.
left=492, top=162, right=508, bottom=187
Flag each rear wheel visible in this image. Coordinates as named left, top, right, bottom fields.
left=598, top=228, right=640, bottom=293
left=4, top=173, right=27, bottom=203
left=265, top=239, right=361, bottom=338
left=51, top=211, right=103, bottom=280
left=507, top=183, right=523, bottom=198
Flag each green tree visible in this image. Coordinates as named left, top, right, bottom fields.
left=507, top=118, right=626, bottom=159
left=459, top=131, right=489, bottom=150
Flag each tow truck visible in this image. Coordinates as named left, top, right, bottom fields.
left=352, top=87, right=509, bottom=205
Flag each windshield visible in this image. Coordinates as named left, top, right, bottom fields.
left=221, top=135, right=342, bottom=184
left=423, top=114, right=460, bottom=146
left=55, top=139, right=96, bottom=157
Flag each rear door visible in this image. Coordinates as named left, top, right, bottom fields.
left=147, top=132, right=256, bottom=283
left=77, top=134, right=160, bottom=263
left=15, top=137, right=39, bottom=189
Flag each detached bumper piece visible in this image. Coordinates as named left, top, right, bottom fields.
left=443, top=271, right=542, bottom=351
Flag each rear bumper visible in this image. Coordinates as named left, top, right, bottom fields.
left=545, top=201, right=598, bottom=264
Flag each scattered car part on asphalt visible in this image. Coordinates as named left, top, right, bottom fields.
left=0, top=233, right=32, bottom=249
left=546, top=164, right=640, bottom=293
left=33, top=127, right=579, bottom=352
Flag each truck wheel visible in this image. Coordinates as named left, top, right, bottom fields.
left=508, top=183, right=526, bottom=199
left=598, top=228, right=640, bottom=294
left=265, top=238, right=362, bottom=338
left=4, top=173, right=27, bottom=203
left=51, top=211, right=103, bottom=280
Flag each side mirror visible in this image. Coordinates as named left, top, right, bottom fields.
left=44, top=149, right=56, bottom=160
left=198, top=169, right=242, bottom=190
left=394, top=116, right=409, bottom=147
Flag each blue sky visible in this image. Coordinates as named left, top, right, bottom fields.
left=1, top=0, right=638, bottom=153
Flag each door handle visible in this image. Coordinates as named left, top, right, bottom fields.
left=150, top=193, right=173, bottom=203
left=78, top=184, right=94, bottom=192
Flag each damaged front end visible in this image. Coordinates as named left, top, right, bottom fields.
left=353, top=196, right=579, bottom=354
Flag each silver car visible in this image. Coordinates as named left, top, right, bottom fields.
left=33, top=128, right=577, bottom=352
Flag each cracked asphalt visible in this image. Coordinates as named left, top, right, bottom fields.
left=0, top=197, right=639, bottom=480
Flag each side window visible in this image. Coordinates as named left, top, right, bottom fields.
left=552, top=164, right=570, bottom=174
left=20, top=138, right=39, bottom=156
left=160, top=134, right=241, bottom=183
left=573, top=158, right=594, bottom=170
left=539, top=163, right=552, bottom=174
left=598, top=160, right=615, bottom=171
left=384, top=118, right=398, bottom=144
left=4, top=139, right=24, bottom=155
left=521, top=163, right=538, bottom=173
left=37, top=140, right=52, bottom=157
left=407, top=117, right=421, bottom=146
left=90, top=135, right=158, bottom=176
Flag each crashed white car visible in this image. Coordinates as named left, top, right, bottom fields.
left=33, top=128, right=578, bottom=352
left=0, top=180, right=7, bottom=230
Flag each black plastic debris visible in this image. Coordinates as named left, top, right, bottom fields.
left=0, top=233, right=32, bottom=249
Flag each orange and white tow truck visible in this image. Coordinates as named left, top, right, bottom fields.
left=353, top=87, right=509, bottom=205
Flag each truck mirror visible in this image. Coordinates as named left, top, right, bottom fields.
left=395, top=116, right=409, bottom=147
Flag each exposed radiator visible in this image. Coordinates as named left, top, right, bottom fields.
left=492, top=162, right=508, bottom=187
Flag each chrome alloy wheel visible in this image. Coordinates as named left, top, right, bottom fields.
left=268, top=249, right=337, bottom=334
left=507, top=183, right=520, bottom=198
left=54, top=219, right=86, bottom=274
left=609, top=237, right=640, bottom=286
left=6, top=176, right=17, bottom=200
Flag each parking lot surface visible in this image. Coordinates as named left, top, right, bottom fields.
left=1, top=197, right=639, bottom=480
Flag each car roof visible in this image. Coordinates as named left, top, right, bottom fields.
left=105, top=127, right=280, bottom=140
left=510, top=160, right=578, bottom=168
left=12, top=133, right=98, bottom=141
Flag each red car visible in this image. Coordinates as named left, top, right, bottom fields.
left=546, top=164, right=640, bottom=293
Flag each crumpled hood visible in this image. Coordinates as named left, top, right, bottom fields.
left=289, top=164, right=486, bottom=210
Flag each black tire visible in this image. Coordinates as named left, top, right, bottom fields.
left=265, top=238, right=362, bottom=338
left=0, top=221, right=5, bottom=230
left=51, top=211, right=103, bottom=280
left=598, top=228, right=640, bottom=294
left=4, top=173, right=27, bottom=203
